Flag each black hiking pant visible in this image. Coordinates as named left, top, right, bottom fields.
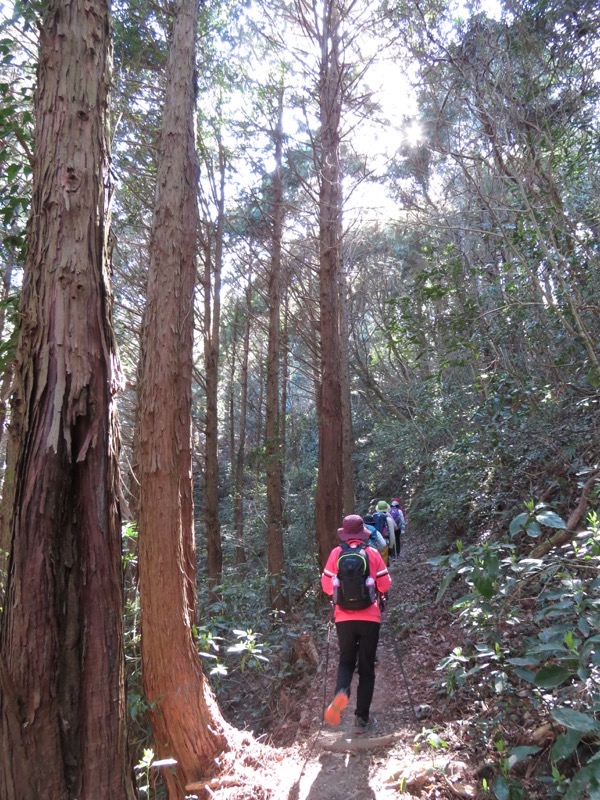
left=394, top=529, right=402, bottom=558
left=334, top=620, right=380, bottom=721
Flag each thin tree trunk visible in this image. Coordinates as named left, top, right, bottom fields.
left=203, top=136, right=226, bottom=591
left=137, top=1, right=231, bottom=794
left=227, top=301, right=246, bottom=565
left=265, top=85, right=286, bottom=610
left=234, top=279, right=252, bottom=566
left=256, top=340, right=266, bottom=453
left=0, top=261, right=14, bottom=457
left=0, top=2, right=134, bottom=796
left=339, top=266, right=355, bottom=514
left=280, top=285, right=290, bottom=525
left=0, top=260, right=16, bottom=576
left=228, top=315, right=236, bottom=502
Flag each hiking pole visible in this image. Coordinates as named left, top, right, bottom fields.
left=289, top=607, right=334, bottom=793
left=321, top=606, right=334, bottom=722
left=298, top=607, right=333, bottom=774
left=394, top=639, right=421, bottom=728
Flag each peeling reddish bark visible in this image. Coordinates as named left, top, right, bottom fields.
left=137, top=1, right=232, bottom=795
left=0, top=2, right=134, bottom=797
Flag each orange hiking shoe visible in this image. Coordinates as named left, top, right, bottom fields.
left=324, top=691, right=349, bottom=726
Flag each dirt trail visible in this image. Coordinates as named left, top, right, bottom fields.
left=278, top=528, right=474, bottom=800
left=200, top=528, right=475, bottom=800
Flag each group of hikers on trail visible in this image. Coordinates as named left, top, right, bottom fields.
left=365, top=497, right=406, bottom=564
left=320, top=497, right=407, bottom=733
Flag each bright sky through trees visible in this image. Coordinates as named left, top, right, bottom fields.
left=0, top=0, right=503, bottom=233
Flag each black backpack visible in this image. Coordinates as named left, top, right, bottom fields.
left=334, top=543, right=375, bottom=610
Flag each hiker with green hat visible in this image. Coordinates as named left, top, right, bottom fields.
left=372, top=501, right=397, bottom=561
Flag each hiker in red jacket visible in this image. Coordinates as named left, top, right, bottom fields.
left=321, top=514, right=391, bottom=733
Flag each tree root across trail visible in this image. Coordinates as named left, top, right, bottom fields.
left=194, top=529, right=479, bottom=800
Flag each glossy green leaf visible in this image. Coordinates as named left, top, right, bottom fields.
left=509, top=513, right=529, bottom=535
left=534, top=665, right=573, bottom=688
left=552, top=707, right=600, bottom=733
left=493, top=775, right=510, bottom=800
left=525, top=521, right=542, bottom=537
left=435, top=569, right=457, bottom=604
left=513, top=667, right=537, bottom=683
left=551, top=729, right=582, bottom=761
left=535, top=510, right=567, bottom=529
left=508, top=746, right=541, bottom=768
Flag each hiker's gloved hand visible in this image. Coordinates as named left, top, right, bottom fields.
left=378, top=593, right=388, bottom=612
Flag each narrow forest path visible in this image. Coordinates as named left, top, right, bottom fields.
left=278, top=526, right=473, bottom=800
left=201, top=528, right=480, bottom=800
left=193, top=526, right=500, bottom=800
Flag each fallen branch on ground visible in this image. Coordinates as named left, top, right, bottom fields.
left=320, top=733, right=398, bottom=752
left=185, top=775, right=242, bottom=792
left=530, top=472, right=599, bottom=558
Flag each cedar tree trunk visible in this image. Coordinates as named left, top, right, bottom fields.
left=0, top=2, right=134, bottom=797
left=137, top=0, right=230, bottom=795
left=234, top=280, right=252, bottom=566
left=202, top=137, right=226, bottom=591
left=339, top=267, right=355, bottom=514
left=314, top=0, right=345, bottom=568
left=266, top=86, right=286, bottom=610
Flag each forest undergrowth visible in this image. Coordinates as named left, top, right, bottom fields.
left=178, top=494, right=599, bottom=800
left=169, top=526, right=464, bottom=800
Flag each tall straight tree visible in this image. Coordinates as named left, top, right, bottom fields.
left=339, top=265, right=355, bottom=514
left=265, top=83, right=286, bottom=609
left=200, top=126, right=226, bottom=590
left=0, top=1, right=134, bottom=797
left=233, top=278, right=252, bottom=566
left=313, top=0, right=345, bottom=566
left=137, top=0, right=230, bottom=794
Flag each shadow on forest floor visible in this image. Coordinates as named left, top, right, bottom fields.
left=200, top=527, right=485, bottom=799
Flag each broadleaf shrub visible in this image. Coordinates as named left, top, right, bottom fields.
left=430, top=507, right=600, bottom=797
